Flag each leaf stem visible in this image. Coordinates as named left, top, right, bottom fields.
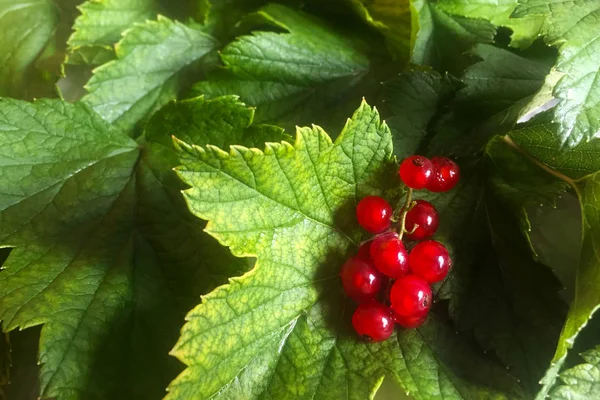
left=398, top=188, right=413, bottom=240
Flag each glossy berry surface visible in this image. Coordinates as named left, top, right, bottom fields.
left=352, top=301, right=394, bottom=342
left=393, top=312, right=427, bottom=329
left=399, top=156, right=434, bottom=189
left=409, top=240, right=451, bottom=283
left=340, top=257, right=382, bottom=302
left=369, top=232, right=409, bottom=278
left=356, top=196, right=392, bottom=234
left=428, top=157, right=460, bottom=192
left=404, top=200, right=439, bottom=241
left=390, top=275, right=432, bottom=317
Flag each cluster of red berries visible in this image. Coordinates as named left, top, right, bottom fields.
left=341, top=156, right=460, bottom=342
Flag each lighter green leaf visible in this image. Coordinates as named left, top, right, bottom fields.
left=436, top=0, right=543, bottom=48
left=66, top=0, right=159, bottom=65
left=170, top=101, right=525, bottom=400
left=350, top=0, right=412, bottom=60
left=145, top=95, right=290, bottom=149
left=513, top=0, right=600, bottom=148
left=82, top=16, right=218, bottom=131
left=0, top=0, right=58, bottom=99
left=192, top=4, right=372, bottom=133
left=551, top=346, right=600, bottom=399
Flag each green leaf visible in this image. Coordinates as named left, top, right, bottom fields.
left=513, top=0, right=600, bottom=148
left=480, top=137, right=568, bottom=392
left=0, top=96, right=280, bottom=399
left=66, top=0, right=159, bottom=65
left=145, top=95, right=291, bottom=149
left=500, top=117, right=600, bottom=398
left=411, top=0, right=496, bottom=74
left=509, top=114, right=600, bottom=180
left=350, top=0, right=412, bottom=60
left=191, top=4, right=374, bottom=134
left=0, top=0, right=59, bottom=99
left=82, top=16, right=218, bottom=131
left=428, top=44, right=551, bottom=157
left=170, top=101, right=525, bottom=400
left=383, top=70, right=455, bottom=159
left=551, top=346, right=600, bottom=399
left=435, top=0, right=543, bottom=49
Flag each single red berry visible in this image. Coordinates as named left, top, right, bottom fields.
left=340, top=257, right=383, bottom=302
left=428, top=157, right=460, bottom=192
left=352, top=301, right=395, bottom=342
left=390, top=275, right=432, bottom=317
left=369, top=232, right=409, bottom=278
left=399, top=156, right=434, bottom=189
left=356, top=240, right=373, bottom=262
left=409, top=240, right=451, bottom=283
left=393, top=312, right=427, bottom=329
left=356, top=196, right=392, bottom=233
left=403, top=200, right=439, bottom=241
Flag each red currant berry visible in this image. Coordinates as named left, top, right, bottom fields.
left=390, top=275, right=432, bottom=317
left=340, top=257, right=383, bottom=302
left=356, top=196, right=392, bottom=234
left=427, top=157, right=460, bottom=192
left=369, top=232, right=409, bottom=278
left=403, top=200, right=439, bottom=241
left=356, top=240, right=373, bottom=262
left=399, top=156, right=434, bottom=189
left=393, top=312, right=427, bottom=329
left=409, top=240, right=451, bottom=283
left=352, top=301, right=394, bottom=342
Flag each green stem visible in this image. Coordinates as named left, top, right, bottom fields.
left=397, top=188, right=413, bottom=240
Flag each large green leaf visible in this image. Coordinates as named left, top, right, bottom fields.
left=513, top=0, right=600, bottom=148
left=192, top=4, right=376, bottom=134
left=0, top=0, right=58, bottom=99
left=0, top=96, right=279, bottom=399
left=350, top=0, right=412, bottom=60
left=169, top=101, right=525, bottom=400
left=435, top=0, right=543, bottom=48
left=551, top=345, right=600, bottom=399
left=66, top=0, right=159, bottom=65
left=82, top=16, right=218, bottom=131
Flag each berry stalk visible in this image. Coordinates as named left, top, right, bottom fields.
left=397, top=188, right=414, bottom=241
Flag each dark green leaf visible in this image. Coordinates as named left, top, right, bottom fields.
left=428, top=44, right=551, bottom=156
left=82, top=16, right=218, bottom=131
left=350, top=0, right=411, bottom=60
left=411, top=0, right=496, bottom=75
left=191, top=4, right=376, bottom=134
left=513, top=0, right=600, bottom=148
left=0, top=0, right=58, bottom=99
left=509, top=114, right=600, bottom=180
left=0, top=96, right=280, bottom=399
left=383, top=70, right=455, bottom=159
